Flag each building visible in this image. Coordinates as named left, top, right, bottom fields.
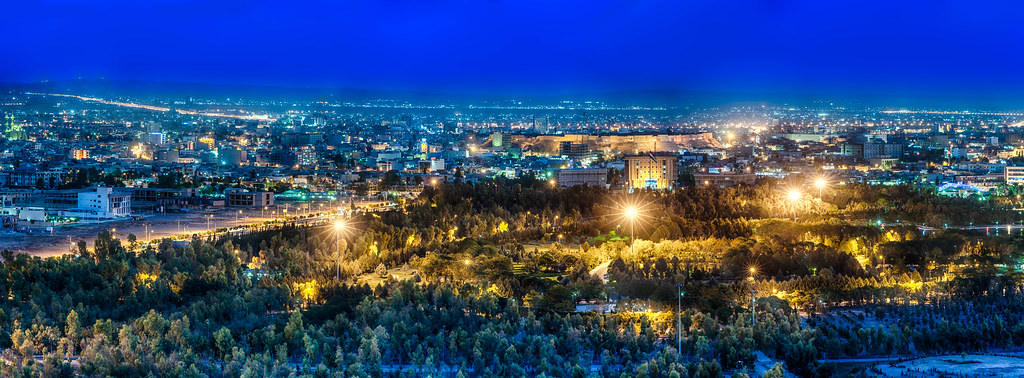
left=4, top=113, right=27, bottom=141
left=141, top=132, right=167, bottom=145
left=1005, top=166, right=1024, bottom=185
left=155, top=149, right=180, bottom=163
left=418, top=158, right=446, bottom=173
left=693, top=172, right=757, bottom=188
left=225, top=190, right=274, bottom=208
left=71, top=149, right=89, bottom=160
left=491, top=132, right=504, bottom=149
left=0, top=190, right=34, bottom=206
left=5, top=168, right=66, bottom=188
left=556, top=168, right=608, bottom=188
left=295, top=148, right=318, bottom=167
left=197, top=136, right=216, bottom=150
left=218, top=147, right=247, bottom=166
left=841, top=141, right=903, bottom=161
left=559, top=141, right=590, bottom=160
left=956, top=174, right=1002, bottom=191
left=948, top=145, right=969, bottom=160
left=624, top=153, right=677, bottom=190
left=128, top=187, right=198, bottom=211
left=270, top=149, right=296, bottom=167
left=533, top=116, right=550, bottom=134
left=78, top=188, right=131, bottom=218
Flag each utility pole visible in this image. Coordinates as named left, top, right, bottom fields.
left=677, top=283, right=684, bottom=354
left=336, top=229, right=341, bottom=281
left=630, top=216, right=635, bottom=255
left=751, top=290, right=757, bottom=327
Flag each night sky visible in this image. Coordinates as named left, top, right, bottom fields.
left=3, top=0, right=1024, bottom=98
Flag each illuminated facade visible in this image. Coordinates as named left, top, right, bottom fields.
left=4, top=114, right=26, bottom=141
left=624, top=153, right=677, bottom=190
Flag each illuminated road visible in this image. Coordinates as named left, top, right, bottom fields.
left=26, top=92, right=277, bottom=121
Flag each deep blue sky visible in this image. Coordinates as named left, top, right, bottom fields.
left=3, top=0, right=1024, bottom=97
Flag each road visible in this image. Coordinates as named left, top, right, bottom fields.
left=1, top=206, right=349, bottom=257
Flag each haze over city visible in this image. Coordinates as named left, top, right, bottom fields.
left=3, top=1, right=1024, bottom=377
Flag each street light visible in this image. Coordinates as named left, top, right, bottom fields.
left=749, top=268, right=757, bottom=326
left=334, top=220, right=346, bottom=282
left=815, top=178, right=827, bottom=215
left=625, top=205, right=638, bottom=255
left=786, top=189, right=801, bottom=221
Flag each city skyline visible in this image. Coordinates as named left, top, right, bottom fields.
left=5, top=2, right=1024, bottom=377
left=3, top=1, right=1024, bottom=99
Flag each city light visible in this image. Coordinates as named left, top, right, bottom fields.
left=787, top=189, right=801, bottom=202
left=7, top=4, right=1022, bottom=376
left=786, top=189, right=801, bottom=221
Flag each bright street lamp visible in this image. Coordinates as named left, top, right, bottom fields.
left=625, top=205, right=638, bottom=255
left=334, top=220, right=346, bottom=282
left=814, top=178, right=827, bottom=215
left=786, top=189, right=801, bottom=221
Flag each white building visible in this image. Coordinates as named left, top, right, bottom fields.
left=1005, top=166, right=1024, bottom=185
left=141, top=132, right=167, bottom=145
left=77, top=188, right=131, bottom=218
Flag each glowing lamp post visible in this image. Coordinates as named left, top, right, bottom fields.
left=786, top=189, right=801, bottom=221
left=334, top=220, right=346, bottom=282
left=625, top=205, right=638, bottom=255
left=749, top=267, right=757, bottom=326
left=815, top=178, right=827, bottom=215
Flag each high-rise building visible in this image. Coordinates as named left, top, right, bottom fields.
left=198, top=136, right=216, bottom=150
left=218, top=146, right=247, bottom=166
left=295, top=148, right=318, bottom=167
left=155, top=149, right=180, bottom=163
left=141, top=132, right=167, bottom=145
left=533, top=116, right=549, bottom=134
left=559, top=141, right=590, bottom=160
left=624, top=153, right=677, bottom=190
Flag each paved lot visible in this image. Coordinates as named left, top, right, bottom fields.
left=0, top=207, right=317, bottom=257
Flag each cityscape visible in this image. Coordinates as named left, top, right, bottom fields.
left=4, top=1, right=1024, bottom=377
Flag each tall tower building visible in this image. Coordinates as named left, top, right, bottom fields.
left=533, top=116, right=549, bottom=134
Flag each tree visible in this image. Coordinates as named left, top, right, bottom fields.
left=764, top=363, right=785, bottom=378
left=382, top=170, right=402, bottom=189
left=214, top=327, right=234, bottom=357
left=65, top=310, right=81, bottom=358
